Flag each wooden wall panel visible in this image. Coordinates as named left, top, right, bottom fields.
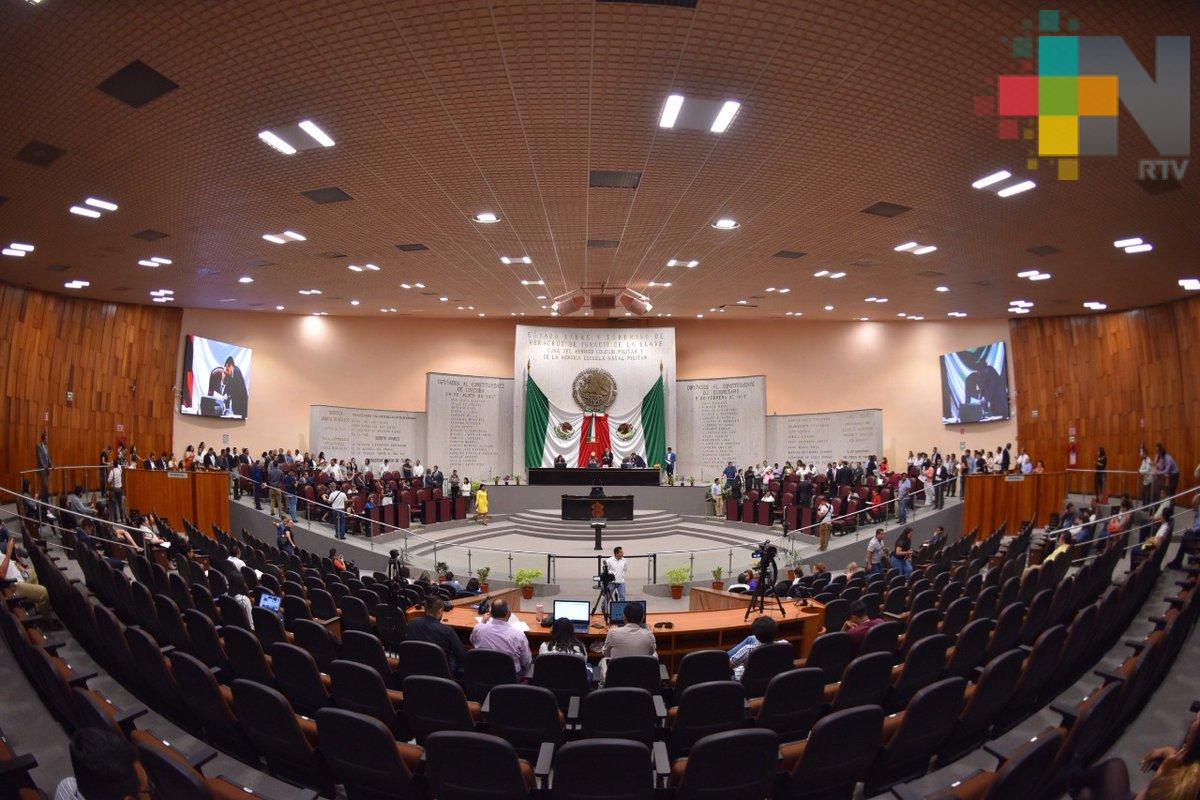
left=962, top=472, right=1065, bottom=535
left=1011, top=296, right=1199, bottom=495
left=0, top=284, right=183, bottom=493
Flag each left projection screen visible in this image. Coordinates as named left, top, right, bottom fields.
left=180, top=334, right=253, bottom=419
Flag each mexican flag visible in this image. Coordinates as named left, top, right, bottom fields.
left=524, top=373, right=666, bottom=470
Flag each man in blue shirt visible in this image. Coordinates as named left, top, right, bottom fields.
left=723, top=461, right=737, bottom=488
left=728, top=615, right=779, bottom=679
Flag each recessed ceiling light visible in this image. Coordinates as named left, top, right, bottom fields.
left=777, top=288, right=790, bottom=294
left=2, top=248, right=26, bottom=257
left=1010, top=300, right=1034, bottom=307
left=824, top=305, right=834, bottom=311
left=1017, top=270, right=1039, bottom=278
left=349, top=299, right=360, bottom=306
left=997, top=180, right=1036, bottom=197
left=63, top=280, right=90, bottom=289
left=257, top=131, right=297, bottom=155
left=400, top=283, right=412, bottom=289
left=1178, top=278, right=1200, bottom=291
left=971, top=170, right=1012, bottom=189
left=1083, top=301, right=1107, bottom=310
left=413, top=282, right=424, bottom=288
left=1113, top=237, right=1143, bottom=248
left=501, top=256, right=532, bottom=265
left=829, top=272, right=846, bottom=279
left=766, top=287, right=776, bottom=293
left=736, top=299, right=748, bottom=305
left=893, top=242, right=918, bottom=252
left=84, top=197, right=118, bottom=211
left=1124, top=243, right=1153, bottom=253
left=897, top=312, right=907, bottom=317
left=298, top=289, right=322, bottom=295
left=472, top=212, right=500, bottom=224
left=137, top=260, right=158, bottom=267
left=262, top=234, right=287, bottom=244
left=695, top=313, right=704, bottom=318
left=1029, top=273, right=1051, bottom=281
left=711, top=218, right=740, bottom=230
left=149, top=256, right=171, bottom=264
left=282, top=230, right=306, bottom=241
left=909, top=315, right=925, bottom=321
left=659, top=94, right=684, bottom=128
left=1008, top=307, right=1029, bottom=314
left=348, top=265, right=364, bottom=272
left=364, top=263, right=380, bottom=271
left=238, top=276, right=254, bottom=284
left=912, top=245, right=938, bottom=255
left=935, top=286, right=949, bottom=292
left=521, top=279, right=544, bottom=286
left=152, top=297, right=172, bottom=303
left=550, top=311, right=559, bottom=317
left=298, top=120, right=335, bottom=147
left=709, top=100, right=741, bottom=133
left=275, top=305, right=285, bottom=310
left=467, top=306, right=475, bottom=310
left=813, top=270, right=829, bottom=277
left=9, top=243, right=34, bottom=252
left=69, top=205, right=102, bottom=218
left=947, top=311, right=968, bottom=317
left=647, top=281, right=672, bottom=288
left=440, top=296, right=449, bottom=302
left=865, top=296, right=877, bottom=302
left=535, top=295, right=547, bottom=300
left=859, top=317, right=870, bottom=321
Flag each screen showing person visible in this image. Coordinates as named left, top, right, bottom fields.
left=939, top=340, right=1010, bottom=424
left=607, top=600, right=646, bottom=624
left=180, top=334, right=253, bottom=419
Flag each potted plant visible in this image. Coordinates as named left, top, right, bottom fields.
left=475, top=566, right=490, bottom=593
left=493, top=475, right=500, bottom=485
left=665, top=566, right=691, bottom=600
left=514, top=475, right=521, bottom=485
left=711, top=565, right=725, bottom=591
left=435, top=561, right=449, bottom=582
left=514, top=568, right=542, bottom=600
left=688, top=476, right=695, bottom=487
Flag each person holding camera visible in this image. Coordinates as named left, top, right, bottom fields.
left=603, top=546, right=627, bottom=601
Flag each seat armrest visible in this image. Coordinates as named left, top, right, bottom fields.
left=1094, top=669, right=1126, bottom=684
left=652, top=741, right=670, bottom=785
left=66, top=671, right=98, bottom=688
left=114, top=704, right=149, bottom=728
left=1017, top=644, right=1032, bottom=655
left=0, top=752, right=38, bottom=778
left=316, top=616, right=340, bottom=629
left=159, top=644, right=176, bottom=655
left=890, top=784, right=925, bottom=800
left=1125, top=639, right=1147, bottom=653
left=659, top=664, right=670, bottom=682
left=1148, top=616, right=1167, bottom=628
left=534, top=742, right=555, bottom=783
left=883, top=612, right=905, bottom=621
left=653, top=695, right=667, bottom=722
left=1051, top=702, right=1079, bottom=727
left=480, top=693, right=490, bottom=714
left=145, top=730, right=218, bottom=769
left=213, top=775, right=318, bottom=800
left=566, top=696, right=581, bottom=725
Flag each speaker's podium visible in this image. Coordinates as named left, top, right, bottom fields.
left=590, top=517, right=605, bottom=551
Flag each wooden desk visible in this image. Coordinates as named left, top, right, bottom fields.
left=528, top=468, right=660, bottom=486
left=437, top=592, right=825, bottom=673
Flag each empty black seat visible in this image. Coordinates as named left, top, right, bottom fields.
left=531, top=653, right=591, bottom=710
left=424, top=731, right=534, bottom=800
left=866, top=677, right=965, bottom=793
left=672, top=728, right=780, bottom=800
left=827, top=652, right=893, bottom=712
left=230, top=679, right=335, bottom=795
left=268, top=642, right=332, bottom=716
left=463, top=647, right=520, bottom=703
left=402, top=675, right=479, bottom=745
left=579, top=687, right=658, bottom=745
left=671, top=650, right=731, bottom=699
left=739, top=641, right=794, bottom=698
left=328, top=659, right=409, bottom=740
left=751, top=668, right=824, bottom=742
left=667, top=680, right=745, bottom=759
left=603, top=655, right=664, bottom=695
left=484, top=683, right=565, bottom=762
left=795, top=632, right=855, bottom=683
left=316, top=707, right=423, bottom=800
left=780, top=705, right=884, bottom=800
left=397, top=639, right=453, bottom=681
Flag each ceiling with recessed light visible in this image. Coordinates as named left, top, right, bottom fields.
left=0, top=0, right=1196, bottom=320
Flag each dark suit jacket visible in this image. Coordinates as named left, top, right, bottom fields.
left=406, top=614, right=467, bottom=673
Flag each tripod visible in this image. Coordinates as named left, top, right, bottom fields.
left=744, top=556, right=786, bottom=620
left=592, top=575, right=619, bottom=623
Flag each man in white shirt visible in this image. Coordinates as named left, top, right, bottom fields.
left=108, top=461, right=126, bottom=523
left=709, top=478, right=723, bottom=515
left=603, top=546, right=628, bottom=601
left=413, top=459, right=427, bottom=478
left=865, top=528, right=887, bottom=575
left=328, top=485, right=349, bottom=540
left=816, top=498, right=833, bottom=552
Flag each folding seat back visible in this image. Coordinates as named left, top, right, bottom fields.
left=484, top=684, right=565, bottom=762
left=936, top=649, right=1024, bottom=765
left=783, top=706, right=884, bottom=800
left=168, top=651, right=258, bottom=763
left=250, top=606, right=289, bottom=650
left=463, top=647, right=521, bottom=702
left=291, top=618, right=339, bottom=672
left=280, top=594, right=312, bottom=631
left=865, top=678, right=966, bottom=794
left=888, top=633, right=950, bottom=712
left=531, top=653, right=591, bottom=710
left=316, top=708, right=420, bottom=800
left=337, top=594, right=374, bottom=635
left=230, top=679, right=335, bottom=795
left=672, top=650, right=732, bottom=698
left=1020, top=589, right=1054, bottom=646
left=939, top=597, right=972, bottom=639
left=341, top=630, right=399, bottom=689
left=424, top=731, right=532, bottom=800
left=216, top=595, right=250, bottom=629
left=183, top=609, right=230, bottom=673
left=754, top=668, right=824, bottom=742
left=985, top=602, right=1027, bottom=660
left=739, top=641, right=795, bottom=698
left=135, top=738, right=219, bottom=800
left=668, top=681, right=745, bottom=759
left=944, top=618, right=995, bottom=680
left=403, top=675, right=477, bottom=744
left=580, top=687, right=658, bottom=745
left=329, top=659, right=409, bottom=740
left=308, top=587, right=339, bottom=620
left=829, top=652, right=893, bottom=712
left=222, top=624, right=275, bottom=686
left=820, top=599, right=850, bottom=633
left=268, top=642, right=331, bottom=717
left=799, top=632, right=856, bottom=683
left=123, top=625, right=195, bottom=728
left=153, top=593, right=192, bottom=652
left=857, top=619, right=902, bottom=658
left=397, top=639, right=453, bottom=681
left=994, top=624, right=1068, bottom=733
left=551, top=739, right=654, bottom=800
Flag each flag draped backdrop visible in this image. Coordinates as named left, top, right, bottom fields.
left=524, top=372, right=665, bottom=470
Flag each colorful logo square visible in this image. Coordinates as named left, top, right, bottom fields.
left=998, top=75, right=1038, bottom=115
left=1039, top=76, right=1078, bottom=115
left=1039, top=115, right=1079, bottom=155
left=1078, top=75, right=1118, bottom=115
left=1038, top=35, right=1078, bottom=75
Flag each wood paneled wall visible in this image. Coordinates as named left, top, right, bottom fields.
left=0, top=284, right=183, bottom=493
left=1010, top=296, right=1200, bottom=493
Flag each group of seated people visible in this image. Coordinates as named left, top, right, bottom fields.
left=552, top=449, right=649, bottom=469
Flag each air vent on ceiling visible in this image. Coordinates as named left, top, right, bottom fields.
left=132, top=229, right=168, bottom=241
left=248, top=303, right=264, bottom=308
left=973, top=280, right=994, bottom=287
left=301, top=186, right=354, bottom=204
left=97, top=60, right=179, bottom=108
left=47, top=264, right=70, bottom=272
left=860, top=201, right=912, bottom=217
left=0, top=196, right=7, bottom=206
left=319, top=251, right=347, bottom=259
left=421, top=291, right=439, bottom=296
left=396, top=243, right=429, bottom=252
left=589, top=170, right=642, bottom=189
left=596, top=0, right=698, bottom=7
left=850, top=258, right=879, bottom=267
left=112, top=286, right=131, bottom=292
left=916, top=270, right=946, bottom=278
left=14, top=139, right=66, bottom=167
left=249, top=260, right=275, bottom=268
left=1136, top=176, right=1181, bottom=195
left=587, top=239, right=620, bottom=249
left=773, top=250, right=806, bottom=259
left=1026, top=244, right=1061, bottom=256
left=195, top=267, right=217, bottom=276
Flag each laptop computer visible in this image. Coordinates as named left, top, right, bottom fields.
left=553, top=600, right=592, bottom=634
left=258, top=592, right=281, bottom=612
left=607, top=599, right=646, bottom=625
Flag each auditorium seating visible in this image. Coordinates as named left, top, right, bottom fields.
left=4, top=500, right=1196, bottom=800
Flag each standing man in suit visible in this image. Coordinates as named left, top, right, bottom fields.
left=220, top=356, right=249, bottom=418
left=664, top=447, right=677, bottom=484
left=35, top=431, right=52, bottom=503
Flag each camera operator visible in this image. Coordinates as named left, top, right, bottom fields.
left=603, top=546, right=627, bottom=601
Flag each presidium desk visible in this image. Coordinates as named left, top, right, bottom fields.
left=429, top=587, right=827, bottom=672
left=527, top=467, right=661, bottom=486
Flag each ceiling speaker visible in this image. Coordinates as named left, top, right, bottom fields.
left=552, top=290, right=586, bottom=315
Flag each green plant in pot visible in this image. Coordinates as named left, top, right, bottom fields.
left=435, top=561, right=449, bottom=581
left=688, top=476, right=695, bottom=487
left=475, top=566, right=491, bottom=593
left=665, top=565, right=691, bottom=600
left=514, top=568, right=542, bottom=600
left=710, top=565, right=725, bottom=590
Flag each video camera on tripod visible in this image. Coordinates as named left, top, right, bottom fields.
left=744, top=540, right=785, bottom=620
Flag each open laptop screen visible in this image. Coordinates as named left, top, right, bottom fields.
left=553, top=600, right=591, bottom=625
left=608, top=600, right=646, bottom=624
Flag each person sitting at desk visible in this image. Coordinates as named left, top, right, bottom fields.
left=632, top=453, right=647, bottom=468
left=597, top=601, right=655, bottom=684
left=539, top=617, right=593, bottom=680
left=602, top=448, right=614, bottom=467
left=409, top=597, right=467, bottom=676
left=620, top=455, right=633, bottom=469
left=442, top=571, right=465, bottom=593
left=553, top=454, right=568, bottom=469
left=587, top=452, right=600, bottom=468
left=469, top=600, right=531, bottom=675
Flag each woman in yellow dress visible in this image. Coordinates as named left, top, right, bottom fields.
left=474, top=484, right=489, bottom=525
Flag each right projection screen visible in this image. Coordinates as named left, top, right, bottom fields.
left=939, top=340, right=1011, bottom=424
